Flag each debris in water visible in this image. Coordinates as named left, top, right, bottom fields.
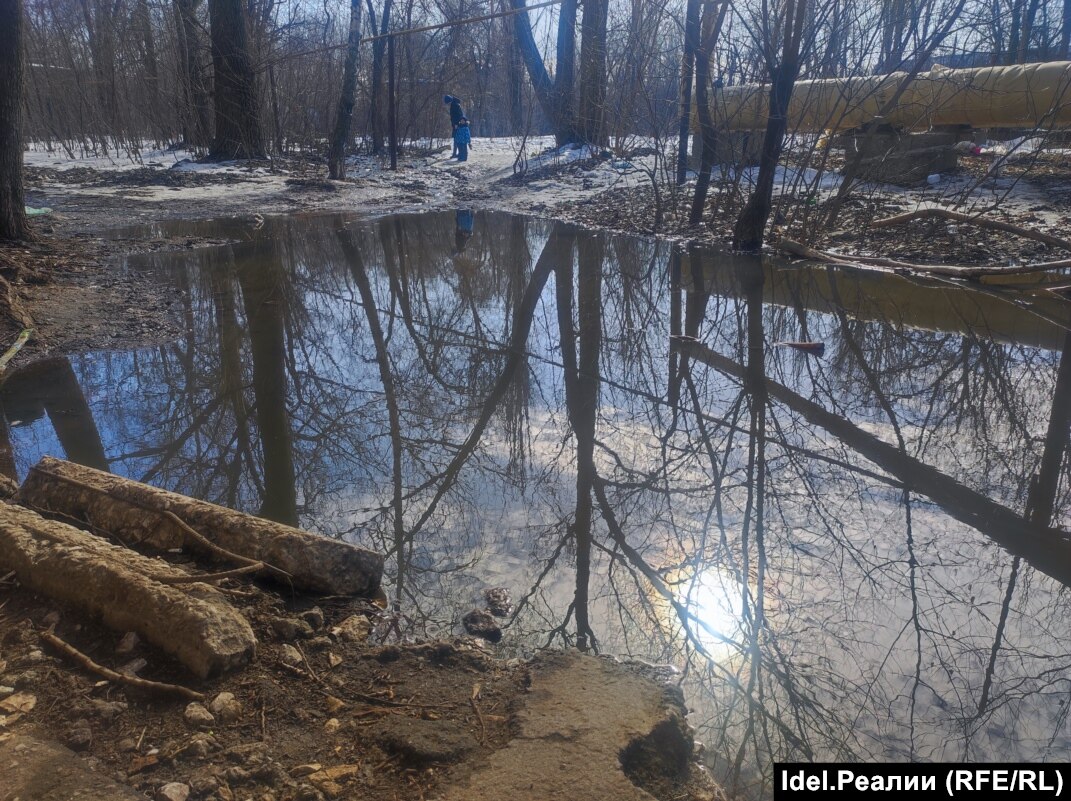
left=482, top=587, right=513, bottom=617
left=461, top=609, right=502, bottom=643
left=774, top=341, right=826, bottom=357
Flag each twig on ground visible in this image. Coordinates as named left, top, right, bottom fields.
left=39, top=630, right=204, bottom=701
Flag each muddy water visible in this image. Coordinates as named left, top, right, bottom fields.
left=6, top=210, right=1071, bottom=794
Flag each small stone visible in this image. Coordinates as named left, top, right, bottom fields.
left=117, top=737, right=138, bottom=753
left=279, top=644, right=303, bottom=667
left=23, top=649, right=46, bottom=664
left=116, top=631, right=140, bottom=655
left=298, top=607, right=324, bottom=630
left=119, top=657, right=148, bottom=676
left=270, top=617, right=314, bottom=641
left=294, top=785, right=325, bottom=801
left=176, top=733, right=215, bottom=760
left=305, top=636, right=332, bottom=651
left=291, top=764, right=322, bottom=777
left=222, top=766, right=251, bottom=785
left=331, top=615, right=370, bottom=643
left=89, top=699, right=128, bottom=721
left=42, top=611, right=60, bottom=628
left=223, top=742, right=268, bottom=765
left=184, top=702, right=215, bottom=728
left=156, top=782, right=190, bottom=801
left=327, top=653, right=342, bottom=669
left=189, top=769, right=220, bottom=796
left=323, top=717, right=341, bottom=733
left=461, top=609, right=502, bottom=643
left=64, top=720, right=93, bottom=751
left=208, top=692, right=242, bottom=724
left=215, top=788, right=234, bottom=801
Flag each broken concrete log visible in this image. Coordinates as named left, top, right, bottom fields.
left=19, top=456, right=383, bottom=597
left=0, top=502, right=255, bottom=678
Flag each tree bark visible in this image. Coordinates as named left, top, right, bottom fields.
left=0, top=500, right=255, bottom=678
left=209, top=0, right=264, bottom=159
left=328, top=0, right=363, bottom=178
left=0, top=0, right=30, bottom=242
left=174, top=0, right=213, bottom=149
left=689, top=1, right=729, bottom=225
left=576, top=0, right=608, bottom=145
left=676, top=0, right=701, bottom=184
left=367, top=0, right=393, bottom=155
left=19, top=455, right=385, bottom=597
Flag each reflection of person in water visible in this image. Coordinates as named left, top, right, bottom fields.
left=454, top=209, right=474, bottom=254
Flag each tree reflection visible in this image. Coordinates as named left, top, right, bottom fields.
left=7, top=210, right=1071, bottom=795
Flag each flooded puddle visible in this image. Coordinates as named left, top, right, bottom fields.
left=5, top=210, right=1071, bottom=794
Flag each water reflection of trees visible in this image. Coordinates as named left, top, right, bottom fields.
left=5, top=211, right=1071, bottom=795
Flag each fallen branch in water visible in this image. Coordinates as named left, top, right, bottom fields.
left=775, top=238, right=1071, bottom=281
left=870, top=207, right=1071, bottom=252
left=40, top=630, right=205, bottom=701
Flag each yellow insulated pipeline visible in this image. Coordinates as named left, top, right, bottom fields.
left=712, top=61, right=1071, bottom=132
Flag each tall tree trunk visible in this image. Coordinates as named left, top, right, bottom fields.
left=0, top=0, right=30, bottom=241
left=576, top=0, right=608, bottom=145
left=510, top=0, right=577, bottom=145
left=368, top=0, right=393, bottom=155
left=174, top=0, right=212, bottom=148
left=1062, top=0, right=1071, bottom=59
left=676, top=0, right=701, bottom=184
left=209, top=0, right=264, bottom=160
left=133, top=0, right=161, bottom=135
left=505, top=15, right=524, bottom=133
left=328, top=0, right=363, bottom=179
left=732, top=0, right=808, bottom=252
left=690, top=0, right=729, bottom=225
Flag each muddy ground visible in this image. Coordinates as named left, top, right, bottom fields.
left=0, top=546, right=722, bottom=801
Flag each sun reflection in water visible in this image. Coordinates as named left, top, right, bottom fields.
left=674, top=567, right=749, bottom=657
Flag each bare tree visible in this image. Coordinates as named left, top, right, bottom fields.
left=209, top=0, right=265, bottom=159
left=576, top=0, right=608, bottom=145
left=0, top=0, right=29, bottom=241
left=732, top=0, right=810, bottom=252
left=328, top=0, right=364, bottom=178
left=510, top=0, right=578, bottom=144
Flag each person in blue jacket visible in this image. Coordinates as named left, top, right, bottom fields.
left=444, top=95, right=465, bottom=157
left=454, top=117, right=471, bottom=162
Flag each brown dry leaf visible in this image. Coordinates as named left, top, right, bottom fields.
left=0, top=712, right=22, bottom=728
left=0, top=692, right=36, bottom=714
left=327, top=653, right=342, bottom=669
left=470, top=683, right=481, bottom=701
left=324, top=695, right=346, bottom=714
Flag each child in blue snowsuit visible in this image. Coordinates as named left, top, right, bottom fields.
left=454, top=117, right=471, bottom=162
